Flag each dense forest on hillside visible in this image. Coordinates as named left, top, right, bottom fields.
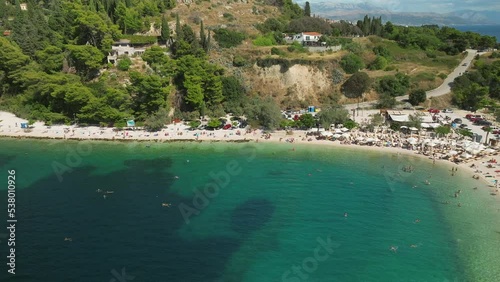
left=0, top=0, right=499, bottom=130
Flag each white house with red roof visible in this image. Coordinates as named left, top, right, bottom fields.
left=291, top=32, right=322, bottom=45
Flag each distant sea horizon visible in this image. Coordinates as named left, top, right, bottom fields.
left=450, top=24, right=500, bottom=42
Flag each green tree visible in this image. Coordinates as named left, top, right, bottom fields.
left=376, top=73, right=410, bottom=97
left=213, top=28, right=246, bottom=48
left=144, top=107, right=170, bottom=131
left=340, top=53, right=364, bottom=74
left=66, top=44, right=104, bottom=80
left=482, top=126, right=492, bottom=145
left=452, top=82, right=488, bottom=111
left=341, top=72, right=371, bottom=100
left=298, top=113, right=315, bottom=129
left=435, top=125, right=451, bottom=138
left=35, top=46, right=64, bottom=73
left=142, top=46, right=169, bottom=65
left=0, top=37, right=30, bottom=94
left=316, top=106, right=350, bottom=128
left=73, top=8, right=119, bottom=51
left=245, top=97, right=281, bottom=129
left=409, top=89, right=426, bottom=106
left=207, top=118, right=222, bottom=129
left=117, top=56, right=132, bottom=71
left=175, top=13, right=182, bottom=41
left=200, top=20, right=208, bottom=52
left=160, top=15, right=170, bottom=43
left=128, top=71, right=169, bottom=117
left=369, top=56, right=388, bottom=70
left=304, top=1, right=311, bottom=17
left=378, top=93, right=396, bottom=108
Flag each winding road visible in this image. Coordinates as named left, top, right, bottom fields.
left=344, top=49, right=479, bottom=110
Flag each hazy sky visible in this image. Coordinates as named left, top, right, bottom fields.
left=302, top=0, right=500, bottom=13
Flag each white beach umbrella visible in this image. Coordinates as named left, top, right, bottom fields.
left=333, top=133, right=342, bottom=138
left=407, top=137, right=418, bottom=144
left=340, top=127, right=349, bottom=132
left=429, top=141, right=439, bottom=147
left=471, top=149, right=482, bottom=155
left=356, top=137, right=365, bottom=141
left=461, top=152, right=472, bottom=159
left=485, top=148, right=496, bottom=154
left=342, top=133, right=351, bottom=138
left=321, top=131, right=333, bottom=137
left=448, top=150, right=459, bottom=156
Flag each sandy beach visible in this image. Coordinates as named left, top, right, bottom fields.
left=1, top=110, right=499, bottom=199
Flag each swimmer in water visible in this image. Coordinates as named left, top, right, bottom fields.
left=414, top=219, right=421, bottom=223
left=425, top=180, right=430, bottom=185
left=390, top=246, right=398, bottom=253
left=174, top=176, right=179, bottom=179
left=410, top=244, right=418, bottom=248
left=344, top=212, right=348, bottom=217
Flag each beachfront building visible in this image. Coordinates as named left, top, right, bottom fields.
left=107, top=39, right=146, bottom=65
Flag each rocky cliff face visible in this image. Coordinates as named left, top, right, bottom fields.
left=241, top=62, right=337, bottom=107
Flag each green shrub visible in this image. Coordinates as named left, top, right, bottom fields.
left=369, top=56, right=388, bottom=70
left=256, top=58, right=292, bottom=73
left=287, top=42, right=306, bottom=53
left=117, top=57, right=132, bottom=71
left=223, top=13, right=235, bottom=21
left=438, top=73, right=447, bottom=80
left=213, top=28, right=246, bottom=48
left=252, top=34, right=276, bottom=46
left=233, top=55, right=247, bottom=67
left=340, top=53, right=364, bottom=74
left=271, top=47, right=285, bottom=56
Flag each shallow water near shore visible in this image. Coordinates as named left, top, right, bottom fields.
left=0, top=139, right=499, bottom=282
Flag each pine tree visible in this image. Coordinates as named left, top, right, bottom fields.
left=160, top=15, right=170, bottom=43
left=175, top=13, right=183, bottom=41
left=304, top=1, right=311, bottom=17
left=0, top=0, right=6, bottom=21
left=199, top=20, right=207, bottom=52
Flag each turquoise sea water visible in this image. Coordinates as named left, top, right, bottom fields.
left=0, top=139, right=499, bottom=282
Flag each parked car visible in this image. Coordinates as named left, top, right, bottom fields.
left=471, top=117, right=484, bottom=123
left=467, top=114, right=483, bottom=120
left=453, top=118, right=463, bottom=124
left=459, top=124, right=468, bottom=129
left=465, top=114, right=474, bottom=120
left=462, top=63, right=467, bottom=66
left=474, top=120, right=492, bottom=126
left=428, top=108, right=440, bottom=114
left=442, top=108, right=453, bottom=113
left=223, top=124, right=232, bottom=130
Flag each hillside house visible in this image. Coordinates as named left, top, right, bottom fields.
left=107, top=39, right=146, bottom=65
left=20, top=3, right=27, bottom=10
left=290, top=32, right=323, bottom=46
